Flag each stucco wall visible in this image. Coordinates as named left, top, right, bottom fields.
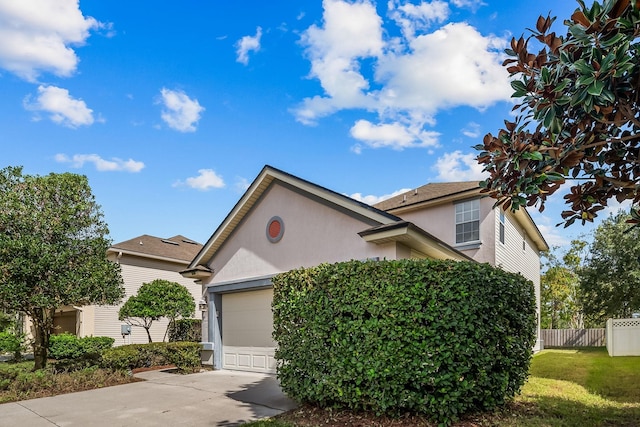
left=395, top=197, right=496, bottom=265
left=206, top=183, right=400, bottom=286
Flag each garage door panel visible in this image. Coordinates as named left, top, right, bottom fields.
left=222, top=288, right=276, bottom=373
left=223, top=346, right=276, bottom=373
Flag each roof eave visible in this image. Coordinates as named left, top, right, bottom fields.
left=106, top=248, right=192, bottom=265
left=359, top=222, right=474, bottom=262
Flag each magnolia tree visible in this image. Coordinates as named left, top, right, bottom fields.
left=119, top=279, right=195, bottom=343
left=476, top=0, right=640, bottom=226
left=0, top=167, right=124, bottom=369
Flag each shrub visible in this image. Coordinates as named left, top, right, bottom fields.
left=101, top=342, right=200, bottom=373
left=48, top=334, right=114, bottom=372
left=0, top=331, right=29, bottom=361
left=272, top=259, right=537, bottom=425
left=168, top=319, right=202, bottom=342
left=49, top=334, right=114, bottom=360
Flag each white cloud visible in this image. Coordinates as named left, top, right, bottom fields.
left=24, top=85, right=94, bottom=128
left=55, top=153, right=144, bottom=172
left=292, top=0, right=383, bottom=125
left=388, top=0, right=450, bottom=39
left=174, top=169, right=225, bottom=191
left=235, top=177, right=251, bottom=193
left=350, top=119, right=439, bottom=151
left=158, top=88, right=205, bottom=132
left=376, top=23, right=510, bottom=114
left=0, top=0, right=100, bottom=81
left=349, top=188, right=412, bottom=205
left=450, top=0, right=486, bottom=11
left=602, top=198, right=632, bottom=217
left=461, top=122, right=481, bottom=138
left=236, top=27, right=262, bottom=65
left=534, top=222, right=570, bottom=247
left=293, top=0, right=510, bottom=150
left=433, top=150, right=488, bottom=181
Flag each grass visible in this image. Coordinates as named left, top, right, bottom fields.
left=0, top=360, right=138, bottom=403
left=246, top=348, right=640, bottom=426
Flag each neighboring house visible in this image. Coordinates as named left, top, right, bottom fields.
left=52, top=234, right=203, bottom=346
left=182, top=166, right=548, bottom=373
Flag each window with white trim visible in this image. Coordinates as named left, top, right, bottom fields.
left=499, top=211, right=505, bottom=244
left=455, top=199, right=480, bottom=244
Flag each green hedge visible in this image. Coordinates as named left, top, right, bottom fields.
left=272, top=259, right=537, bottom=425
left=49, top=334, right=114, bottom=360
left=48, top=334, right=115, bottom=372
left=101, top=342, right=201, bottom=373
left=168, top=319, right=202, bottom=342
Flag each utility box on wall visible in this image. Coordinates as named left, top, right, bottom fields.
left=121, top=324, right=131, bottom=336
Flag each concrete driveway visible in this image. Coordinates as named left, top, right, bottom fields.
left=0, top=369, right=297, bottom=427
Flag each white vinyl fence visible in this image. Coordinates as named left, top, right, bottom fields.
left=540, top=328, right=605, bottom=347
left=606, top=318, right=640, bottom=357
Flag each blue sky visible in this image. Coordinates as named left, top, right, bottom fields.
left=1, top=0, right=618, bottom=250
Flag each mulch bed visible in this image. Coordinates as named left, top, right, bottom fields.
left=274, top=403, right=534, bottom=427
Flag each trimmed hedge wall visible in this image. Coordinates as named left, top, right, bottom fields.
left=272, top=259, right=537, bottom=424
left=101, top=342, right=201, bottom=373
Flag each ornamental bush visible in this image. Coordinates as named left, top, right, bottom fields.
left=272, top=259, right=537, bottom=425
left=48, top=334, right=115, bottom=372
left=100, top=342, right=200, bottom=373
left=48, top=334, right=114, bottom=360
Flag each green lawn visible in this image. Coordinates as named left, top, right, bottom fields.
left=513, top=348, right=640, bottom=426
left=247, top=348, right=640, bottom=426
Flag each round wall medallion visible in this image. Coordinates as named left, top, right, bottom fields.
left=266, top=216, right=284, bottom=243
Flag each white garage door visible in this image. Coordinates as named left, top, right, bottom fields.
left=222, top=288, right=276, bottom=373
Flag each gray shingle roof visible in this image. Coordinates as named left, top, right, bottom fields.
left=110, top=234, right=202, bottom=262
left=374, top=181, right=481, bottom=212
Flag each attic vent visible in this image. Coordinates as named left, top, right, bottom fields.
left=414, top=189, right=417, bottom=195
left=161, top=239, right=179, bottom=245
left=402, top=195, right=407, bottom=203
left=182, top=239, right=198, bottom=245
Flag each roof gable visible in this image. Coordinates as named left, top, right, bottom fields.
left=188, top=165, right=402, bottom=269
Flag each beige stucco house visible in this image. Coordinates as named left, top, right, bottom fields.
left=182, top=166, right=548, bottom=373
left=52, top=234, right=203, bottom=345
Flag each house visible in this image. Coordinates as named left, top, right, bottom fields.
left=182, top=166, right=548, bottom=373
left=52, top=234, right=203, bottom=345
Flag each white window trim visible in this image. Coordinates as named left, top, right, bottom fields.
left=454, top=198, right=481, bottom=245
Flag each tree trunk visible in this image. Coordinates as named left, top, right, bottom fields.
left=32, top=308, right=53, bottom=370
left=145, top=326, right=153, bottom=343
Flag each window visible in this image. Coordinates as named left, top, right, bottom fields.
left=455, top=199, right=480, bottom=244
left=499, top=211, right=505, bottom=244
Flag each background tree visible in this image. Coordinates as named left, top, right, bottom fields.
left=579, top=211, right=640, bottom=324
left=0, top=166, right=124, bottom=369
left=476, top=0, right=640, bottom=226
left=118, top=279, right=194, bottom=343
left=540, top=241, right=586, bottom=329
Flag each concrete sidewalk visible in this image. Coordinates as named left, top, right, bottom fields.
left=0, top=369, right=297, bottom=426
